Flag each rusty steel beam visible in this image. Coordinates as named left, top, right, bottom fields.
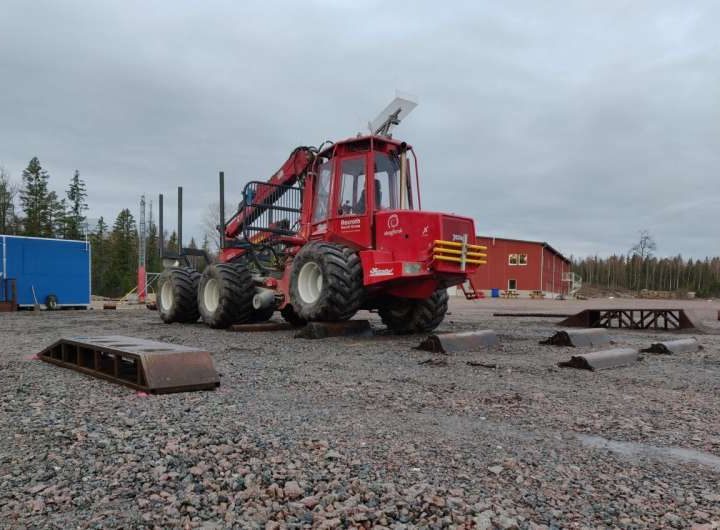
left=38, top=335, right=220, bottom=393
left=540, top=328, right=611, bottom=347
left=229, top=321, right=296, bottom=332
left=558, top=309, right=696, bottom=330
left=295, top=320, right=372, bottom=339
left=641, top=338, right=702, bottom=355
left=558, top=348, right=639, bottom=371
left=416, top=330, right=498, bottom=354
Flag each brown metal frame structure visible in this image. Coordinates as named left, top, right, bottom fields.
left=558, top=308, right=695, bottom=330
left=38, top=336, right=220, bottom=393
left=0, top=278, right=17, bottom=312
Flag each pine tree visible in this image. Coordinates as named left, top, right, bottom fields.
left=47, top=191, right=67, bottom=237
left=19, top=157, right=52, bottom=237
left=0, top=166, right=18, bottom=234
left=90, top=217, right=109, bottom=295
left=107, top=209, right=138, bottom=297
left=65, top=170, right=88, bottom=239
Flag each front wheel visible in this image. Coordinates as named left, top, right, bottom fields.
left=290, top=242, right=363, bottom=322
left=379, top=289, right=449, bottom=334
left=198, top=262, right=254, bottom=328
left=157, top=267, right=201, bottom=323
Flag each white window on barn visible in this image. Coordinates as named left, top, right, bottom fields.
left=518, top=253, right=528, bottom=266
left=508, top=279, right=517, bottom=290
left=508, top=254, right=518, bottom=266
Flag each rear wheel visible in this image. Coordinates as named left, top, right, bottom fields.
left=379, top=289, right=449, bottom=334
left=45, top=294, right=58, bottom=311
left=198, top=262, right=254, bottom=328
left=290, top=242, right=363, bottom=321
left=158, top=267, right=201, bottom=323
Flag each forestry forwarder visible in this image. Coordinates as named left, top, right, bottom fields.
left=157, top=99, right=487, bottom=333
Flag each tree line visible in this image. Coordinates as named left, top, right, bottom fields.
left=0, top=157, right=207, bottom=298
left=572, top=231, right=720, bottom=297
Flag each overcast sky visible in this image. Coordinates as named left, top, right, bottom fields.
left=1, top=1, right=718, bottom=258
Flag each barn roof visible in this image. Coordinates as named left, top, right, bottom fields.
left=477, top=235, right=571, bottom=264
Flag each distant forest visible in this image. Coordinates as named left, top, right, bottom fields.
left=0, top=157, right=208, bottom=298
left=2, top=159, right=718, bottom=298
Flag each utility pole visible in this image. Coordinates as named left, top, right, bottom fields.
left=138, top=195, right=147, bottom=303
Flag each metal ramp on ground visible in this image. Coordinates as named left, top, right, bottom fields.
left=38, top=335, right=220, bottom=393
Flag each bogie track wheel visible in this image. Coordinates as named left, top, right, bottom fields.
left=157, top=267, right=201, bottom=323
left=290, top=242, right=363, bottom=322
left=198, top=262, right=254, bottom=328
left=379, top=288, right=449, bottom=334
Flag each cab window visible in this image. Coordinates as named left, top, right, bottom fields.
left=339, top=157, right=366, bottom=215
left=373, top=152, right=413, bottom=210
left=312, top=159, right=332, bottom=222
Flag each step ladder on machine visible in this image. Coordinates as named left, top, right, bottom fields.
left=460, top=279, right=484, bottom=300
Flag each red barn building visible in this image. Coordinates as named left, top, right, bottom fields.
left=469, top=236, right=571, bottom=298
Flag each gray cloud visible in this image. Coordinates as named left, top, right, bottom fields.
left=1, top=0, right=717, bottom=258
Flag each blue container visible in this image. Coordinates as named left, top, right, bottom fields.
left=491, top=288, right=500, bottom=298
left=0, top=235, right=91, bottom=308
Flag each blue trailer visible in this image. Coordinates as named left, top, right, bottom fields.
left=0, top=235, right=91, bottom=309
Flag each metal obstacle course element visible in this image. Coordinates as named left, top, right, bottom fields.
left=416, top=330, right=498, bottom=353
left=540, top=328, right=611, bottom=347
left=38, top=335, right=220, bottom=393
left=558, top=309, right=695, bottom=330
left=640, top=338, right=702, bottom=355
left=558, top=348, right=640, bottom=371
left=295, top=320, right=372, bottom=339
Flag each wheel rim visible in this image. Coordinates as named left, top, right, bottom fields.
left=160, top=281, right=174, bottom=311
left=297, top=262, right=323, bottom=304
left=203, top=278, right=220, bottom=313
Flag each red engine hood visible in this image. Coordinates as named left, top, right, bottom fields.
left=374, top=210, right=476, bottom=262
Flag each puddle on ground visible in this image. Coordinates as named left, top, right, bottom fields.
left=578, top=434, right=720, bottom=471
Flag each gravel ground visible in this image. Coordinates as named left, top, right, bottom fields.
left=1, top=298, right=719, bottom=529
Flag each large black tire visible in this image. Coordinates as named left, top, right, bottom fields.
left=280, top=304, right=306, bottom=327
left=379, top=289, right=449, bottom=334
left=290, top=242, right=363, bottom=322
left=198, top=262, right=254, bottom=328
left=157, top=267, right=201, bottom=324
left=250, top=306, right=275, bottom=323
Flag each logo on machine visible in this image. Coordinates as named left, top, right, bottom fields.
left=452, top=233, right=467, bottom=242
left=340, top=217, right=361, bottom=232
left=384, top=214, right=402, bottom=237
left=422, top=225, right=429, bottom=237
left=369, top=267, right=394, bottom=277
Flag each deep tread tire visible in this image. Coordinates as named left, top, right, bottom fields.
left=379, top=289, right=449, bottom=334
left=158, top=267, right=201, bottom=323
left=198, top=262, right=254, bottom=328
left=250, top=306, right=275, bottom=323
left=290, top=242, right=363, bottom=321
left=280, top=305, right=306, bottom=327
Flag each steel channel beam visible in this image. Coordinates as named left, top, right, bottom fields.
left=295, top=320, right=372, bottom=339
left=558, top=348, right=639, bottom=371
left=640, top=338, right=701, bottom=355
left=416, top=330, right=498, bottom=354
left=540, top=328, right=611, bottom=347
left=38, top=335, right=219, bottom=393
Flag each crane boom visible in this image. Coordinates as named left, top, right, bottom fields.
left=223, top=146, right=316, bottom=241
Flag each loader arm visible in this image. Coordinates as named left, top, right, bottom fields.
left=223, top=146, right=316, bottom=241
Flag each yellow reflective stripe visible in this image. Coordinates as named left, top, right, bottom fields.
left=433, top=239, right=487, bottom=251
left=432, top=247, right=486, bottom=258
left=433, top=255, right=486, bottom=265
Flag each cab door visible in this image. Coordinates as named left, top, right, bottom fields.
left=326, top=153, right=372, bottom=249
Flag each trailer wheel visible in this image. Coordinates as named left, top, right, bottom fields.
left=45, top=294, right=58, bottom=310
left=379, top=289, right=449, bottom=334
left=198, top=262, right=254, bottom=328
left=280, top=304, right=306, bottom=327
left=158, top=267, right=201, bottom=323
left=290, top=242, right=363, bottom=321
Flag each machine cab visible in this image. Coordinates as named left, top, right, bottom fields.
left=307, top=135, right=420, bottom=249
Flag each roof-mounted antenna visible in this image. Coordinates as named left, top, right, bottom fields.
left=368, top=93, right=418, bottom=138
